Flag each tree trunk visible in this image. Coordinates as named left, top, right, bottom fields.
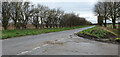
left=4, top=26, right=7, bottom=30
left=104, top=18, right=107, bottom=27
left=98, top=16, right=103, bottom=26
left=112, top=19, right=116, bottom=29
left=23, top=24, right=27, bottom=29
left=40, top=18, right=43, bottom=29
left=118, top=22, right=120, bottom=38
left=46, top=25, right=48, bottom=28
left=50, top=24, right=52, bottom=28
left=35, top=25, right=39, bottom=29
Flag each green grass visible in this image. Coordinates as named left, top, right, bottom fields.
left=78, top=26, right=117, bottom=38
left=1, top=25, right=91, bottom=39
left=107, top=24, right=118, bottom=29
left=77, top=25, right=119, bottom=43
left=107, top=24, right=118, bottom=35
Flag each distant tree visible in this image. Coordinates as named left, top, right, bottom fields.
left=60, top=13, right=90, bottom=27
left=50, top=8, right=64, bottom=28
left=20, top=2, right=30, bottom=29
left=118, top=3, right=120, bottom=36
left=94, top=2, right=109, bottom=27
left=9, top=2, right=23, bottom=29
left=44, top=9, right=57, bottom=28
left=38, top=4, right=49, bottom=29
left=2, top=2, right=11, bottom=30
left=101, top=2, right=109, bottom=27
left=31, top=7, right=40, bottom=29
left=107, top=2, right=120, bottom=29
left=94, top=2, right=103, bottom=26
left=30, top=4, right=49, bottom=29
left=94, top=1, right=120, bottom=28
left=118, top=16, right=120, bottom=38
left=2, top=2, right=92, bottom=30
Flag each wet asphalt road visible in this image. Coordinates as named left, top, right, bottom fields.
left=2, top=26, right=118, bottom=55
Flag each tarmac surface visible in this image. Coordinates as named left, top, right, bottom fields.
left=2, top=26, right=118, bottom=55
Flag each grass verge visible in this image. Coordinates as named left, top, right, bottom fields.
left=2, top=25, right=91, bottom=39
left=107, top=24, right=118, bottom=35
left=77, top=26, right=119, bottom=44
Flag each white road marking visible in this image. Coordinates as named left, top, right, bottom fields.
left=17, top=46, right=41, bottom=55
left=43, top=44, right=48, bottom=47
left=17, top=43, right=49, bottom=55
left=32, top=46, right=41, bottom=50
left=17, top=51, right=31, bottom=55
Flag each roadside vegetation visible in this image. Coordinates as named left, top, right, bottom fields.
left=2, top=25, right=91, bottom=39
left=106, top=24, right=118, bottom=34
left=77, top=26, right=119, bottom=44
left=94, top=1, right=120, bottom=29
left=2, top=2, right=91, bottom=30
left=90, top=1, right=120, bottom=44
left=1, top=2, right=92, bottom=39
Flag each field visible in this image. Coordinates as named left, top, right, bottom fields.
left=2, top=25, right=91, bottom=39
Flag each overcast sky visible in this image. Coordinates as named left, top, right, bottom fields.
left=29, top=0, right=98, bottom=23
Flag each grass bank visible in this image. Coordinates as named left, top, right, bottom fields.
left=2, top=25, right=91, bottom=39
left=77, top=26, right=119, bottom=44
left=107, top=24, right=118, bottom=34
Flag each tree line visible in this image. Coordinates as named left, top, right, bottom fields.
left=2, top=2, right=92, bottom=30
left=94, top=1, right=120, bottom=29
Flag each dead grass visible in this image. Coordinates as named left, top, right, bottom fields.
left=98, top=26, right=118, bottom=36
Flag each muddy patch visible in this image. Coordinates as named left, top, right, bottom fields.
left=43, top=41, right=63, bottom=45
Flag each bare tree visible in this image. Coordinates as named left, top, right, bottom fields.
left=38, top=4, right=49, bottom=29
left=2, top=2, right=11, bottom=30
left=9, top=2, right=23, bottom=29
left=2, top=2, right=92, bottom=30
left=94, top=1, right=120, bottom=28
left=107, top=2, right=120, bottom=29
left=94, top=2, right=103, bottom=26
left=94, top=2, right=109, bottom=27
left=20, top=2, right=30, bottom=29
left=31, top=7, right=40, bottom=29
left=102, top=2, right=109, bottom=27
left=60, top=13, right=91, bottom=27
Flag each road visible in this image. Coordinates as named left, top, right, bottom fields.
left=2, top=26, right=118, bottom=55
